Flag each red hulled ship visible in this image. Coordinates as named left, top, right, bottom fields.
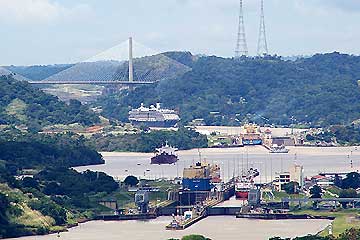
left=151, top=142, right=179, bottom=165
left=235, top=168, right=259, bottom=200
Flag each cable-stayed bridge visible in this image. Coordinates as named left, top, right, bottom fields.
left=27, top=37, right=191, bottom=86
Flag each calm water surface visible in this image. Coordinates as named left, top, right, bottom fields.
left=76, top=146, right=360, bottom=182
left=9, top=217, right=331, bottom=240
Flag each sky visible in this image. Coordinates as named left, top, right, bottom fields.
left=0, top=0, right=360, bottom=65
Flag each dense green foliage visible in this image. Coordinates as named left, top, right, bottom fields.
left=97, top=52, right=360, bottom=126
left=0, top=130, right=104, bottom=170
left=331, top=125, right=360, bottom=145
left=36, top=168, right=118, bottom=197
left=124, top=175, right=139, bottom=186
left=310, top=185, right=322, bottom=198
left=306, top=125, right=360, bottom=145
left=0, top=75, right=99, bottom=127
left=86, top=127, right=208, bottom=152
left=334, top=172, right=360, bottom=190
left=0, top=167, right=118, bottom=238
left=0, top=193, right=10, bottom=236
left=0, top=129, right=114, bottom=237
left=283, top=181, right=300, bottom=194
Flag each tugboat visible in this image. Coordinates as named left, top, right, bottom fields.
left=269, top=144, right=289, bottom=153
left=151, top=142, right=179, bottom=165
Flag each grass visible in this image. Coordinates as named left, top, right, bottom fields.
left=264, top=191, right=306, bottom=202
left=292, top=208, right=360, bottom=237
left=16, top=205, right=54, bottom=227
left=0, top=184, right=55, bottom=229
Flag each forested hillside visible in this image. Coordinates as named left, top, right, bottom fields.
left=0, top=75, right=100, bottom=129
left=0, top=129, right=104, bottom=170
left=0, top=129, right=109, bottom=238
left=5, top=64, right=73, bottom=80
left=96, top=52, right=360, bottom=127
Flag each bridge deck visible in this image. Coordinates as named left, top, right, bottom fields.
left=28, top=80, right=156, bottom=85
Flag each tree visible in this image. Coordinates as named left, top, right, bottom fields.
left=124, top=176, right=139, bottom=187
left=283, top=182, right=300, bottom=194
left=21, top=177, right=39, bottom=190
left=0, top=193, right=9, bottom=225
left=310, top=185, right=322, bottom=198
left=43, top=182, right=64, bottom=196
left=334, top=174, right=343, bottom=188
left=342, top=172, right=360, bottom=189
left=339, top=189, right=358, bottom=208
left=310, top=185, right=322, bottom=209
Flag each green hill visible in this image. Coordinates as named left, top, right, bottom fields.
left=0, top=75, right=100, bottom=129
left=96, top=52, right=360, bottom=127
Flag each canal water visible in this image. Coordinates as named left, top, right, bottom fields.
left=76, top=146, right=360, bottom=182
left=56, top=146, right=355, bottom=239
left=9, top=216, right=331, bottom=240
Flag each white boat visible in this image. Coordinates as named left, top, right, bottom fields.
left=269, top=144, right=289, bottom=153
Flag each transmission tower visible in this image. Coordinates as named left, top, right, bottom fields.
left=235, top=0, right=248, bottom=58
left=257, top=0, right=268, bottom=56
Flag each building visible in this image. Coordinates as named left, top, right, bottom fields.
left=311, top=175, right=335, bottom=187
left=262, top=128, right=273, bottom=147
left=274, top=172, right=291, bottom=191
left=272, top=137, right=295, bottom=146
left=290, top=164, right=304, bottom=188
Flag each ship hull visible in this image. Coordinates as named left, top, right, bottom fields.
left=182, top=178, right=212, bottom=191
left=242, top=139, right=262, bottom=145
left=151, top=154, right=178, bottom=165
left=235, top=191, right=249, bottom=200
left=270, top=150, right=289, bottom=153
left=131, top=120, right=178, bottom=128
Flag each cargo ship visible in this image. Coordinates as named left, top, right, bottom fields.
left=129, top=103, right=180, bottom=128
left=182, top=162, right=220, bottom=191
left=235, top=168, right=259, bottom=200
left=151, top=143, right=178, bottom=165
left=242, top=124, right=262, bottom=145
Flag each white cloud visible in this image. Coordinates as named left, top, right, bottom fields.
left=0, top=0, right=93, bottom=24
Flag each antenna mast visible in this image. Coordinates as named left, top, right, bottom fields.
left=257, top=0, right=268, bottom=56
left=235, top=0, right=248, bottom=58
